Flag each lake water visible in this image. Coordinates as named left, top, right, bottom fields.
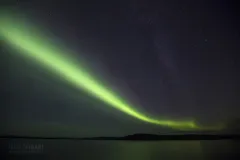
left=0, top=139, right=239, bottom=160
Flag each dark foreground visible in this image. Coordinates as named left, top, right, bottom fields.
left=0, top=134, right=239, bottom=160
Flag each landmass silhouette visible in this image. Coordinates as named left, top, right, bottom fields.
left=1, top=133, right=240, bottom=141
left=1, top=119, right=240, bottom=140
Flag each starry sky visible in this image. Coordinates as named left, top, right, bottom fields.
left=1, top=0, right=240, bottom=137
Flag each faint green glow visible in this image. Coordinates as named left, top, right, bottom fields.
left=0, top=12, right=221, bottom=131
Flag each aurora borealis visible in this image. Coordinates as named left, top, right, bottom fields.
left=1, top=0, right=239, bottom=138
left=0, top=11, right=201, bottom=130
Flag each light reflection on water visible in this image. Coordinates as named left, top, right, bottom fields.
left=0, top=139, right=239, bottom=160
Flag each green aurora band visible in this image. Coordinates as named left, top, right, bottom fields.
left=0, top=12, right=223, bottom=131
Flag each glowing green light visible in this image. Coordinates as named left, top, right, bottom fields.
left=0, top=12, right=216, bottom=130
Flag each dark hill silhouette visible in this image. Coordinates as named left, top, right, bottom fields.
left=1, top=133, right=240, bottom=141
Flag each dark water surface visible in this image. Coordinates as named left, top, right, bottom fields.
left=0, top=139, right=239, bottom=160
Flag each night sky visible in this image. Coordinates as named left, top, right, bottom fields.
left=1, top=0, right=240, bottom=137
